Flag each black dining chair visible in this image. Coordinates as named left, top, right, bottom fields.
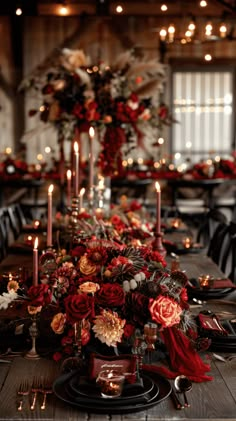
left=218, top=222, right=236, bottom=283
left=197, top=208, right=228, bottom=247
left=207, top=221, right=229, bottom=266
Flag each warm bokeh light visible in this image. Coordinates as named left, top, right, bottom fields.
left=116, top=5, right=123, bottom=13
left=15, top=8, right=22, bottom=16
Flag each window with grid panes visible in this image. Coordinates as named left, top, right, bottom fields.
left=171, top=67, right=234, bottom=166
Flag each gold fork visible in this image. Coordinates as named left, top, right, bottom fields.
left=41, top=378, right=53, bottom=410
left=30, top=377, right=41, bottom=410
left=17, top=380, right=29, bottom=411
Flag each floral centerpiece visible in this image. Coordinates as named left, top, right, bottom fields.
left=0, top=199, right=213, bottom=381
left=20, top=48, right=176, bottom=176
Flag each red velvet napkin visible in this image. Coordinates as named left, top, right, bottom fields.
left=143, top=326, right=213, bottom=383
left=211, top=278, right=236, bottom=289
left=198, top=314, right=228, bottom=335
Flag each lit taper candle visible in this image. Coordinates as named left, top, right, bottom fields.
left=155, top=181, right=161, bottom=235
left=66, top=169, right=72, bottom=207
left=89, top=126, right=95, bottom=190
left=47, top=184, right=54, bottom=247
left=33, top=236, right=38, bottom=286
left=74, top=141, right=79, bottom=197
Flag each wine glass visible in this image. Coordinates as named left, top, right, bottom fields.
left=144, top=323, right=158, bottom=363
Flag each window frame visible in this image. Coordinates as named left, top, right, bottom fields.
left=169, top=59, right=236, bottom=160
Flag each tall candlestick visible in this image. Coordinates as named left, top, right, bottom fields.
left=89, top=127, right=95, bottom=190
left=66, top=169, right=72, bottom=207
left=47, top=184, right=54, bottom=248
left=155, top=181, right=161, bottom=234
left=79, top=187, right=85, bottom=211
left=98, top=176, right=105, bottom=209
left=74, top=141, right=79, bottom=197
left=33, top=236, right=38, bottom=286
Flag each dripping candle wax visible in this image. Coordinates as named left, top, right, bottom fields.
left=47, top=184, right=54, bottom=248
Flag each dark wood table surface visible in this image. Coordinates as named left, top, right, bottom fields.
left=0, top=229, right=236, bottom=420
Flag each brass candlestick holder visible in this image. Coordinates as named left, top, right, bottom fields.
left=152, top=232, right=166, bottom=257
left=25, top=314, right=40, bottom=359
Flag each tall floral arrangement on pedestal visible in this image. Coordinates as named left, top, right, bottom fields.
left=20, top=48, right=175, bottom=176
left=91, top=50, right=169, bottom=175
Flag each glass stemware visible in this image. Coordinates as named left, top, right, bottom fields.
left=144, top=323, right=158, bottom=363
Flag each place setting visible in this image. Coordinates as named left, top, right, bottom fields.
left=52, top=354, right=172, bottom=414
left=187, top=274, right=236, bottom=300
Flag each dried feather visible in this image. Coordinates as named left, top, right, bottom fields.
left=133, top=79, right=164, bottom=97
left=74, top=67, right=91, bottom=87
left=20, top=122, right=54, bottom=142
left=126, top=62, right=166, bottom=78
left=113, top=50, right=134, bottom=71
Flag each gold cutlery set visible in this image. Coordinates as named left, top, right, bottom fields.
left=17, top=377, right=52, bottom=411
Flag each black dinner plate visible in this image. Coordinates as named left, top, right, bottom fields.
left=210, top=319, right=236, bottom=351
left=69, top=374, right=155, bottom=401
left=187, top=286, right=233, bottom=300
left=53, top=370, right=172, bottom=414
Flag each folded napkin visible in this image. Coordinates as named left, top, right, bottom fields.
left=197, top=313, right=228, bottom=336
left=210, top=278, right=236, bottom=289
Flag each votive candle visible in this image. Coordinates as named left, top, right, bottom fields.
left=47, top=184, right=54, bottom=248
left=33, top=236, right=38, bottom=286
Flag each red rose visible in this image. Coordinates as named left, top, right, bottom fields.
left=71, top=245, right=86, bottom=258
left=149, top=295, right=182, bottom=328
left=95, top=283, right=125, bottom=307
left=61, top=336, right=73, bottom=346
left=64, top=294, right=94, bottom=324
left=123, top=323, right=135, bottom=339
left=124, top=292, right=149, bottom=326
left=53, top=351, right=63, bottom=362
left=27, top=284, right=52, bottom=307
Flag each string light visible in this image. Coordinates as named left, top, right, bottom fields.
left=116, top=5, right=123, bottom=13
left=58, top=2, right=69, bottom=15
left=219, top=22, right=227, bottom=38
left=160, top=4, right=168, bottom=12
left=160, top=28, right=167, bottom=41
left=15, top=7, right=22, bottom=16
left=205, top=53, right=212, bottom=61
left=200, top=0, right=207, bottom=6
left=168, top=24, right=175, bottom=42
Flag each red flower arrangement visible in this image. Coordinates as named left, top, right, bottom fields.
left=20, top=48, right=171, bottom=176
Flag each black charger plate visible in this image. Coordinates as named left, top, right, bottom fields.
left=187, top=286, right=233, bottom=300
left=209, top=319, right=236, bottom=352
left=69, top=374, right=155, bottom=401
left=53, top=370, right=171, bottom=414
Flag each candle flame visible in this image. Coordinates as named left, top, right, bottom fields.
left=80, top=187, right=85, bottom=197
left=74, top=141, right=79, bottom=153
left=89, top=127, right=95, bottom=138
left=48, top=184, right=54, bottom=194
left=98, top=176, right=104, bottom=189
left=155, top=181, right=161, bottom=192
left=34, top=237, right=38, bottom=249
left=67, top=169, right=72, bottom=180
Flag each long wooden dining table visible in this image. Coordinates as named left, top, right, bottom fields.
left=0, top=228, right=236, bottom=420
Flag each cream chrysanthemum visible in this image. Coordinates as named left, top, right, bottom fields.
left=92, top=309, right=125, bottom=347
